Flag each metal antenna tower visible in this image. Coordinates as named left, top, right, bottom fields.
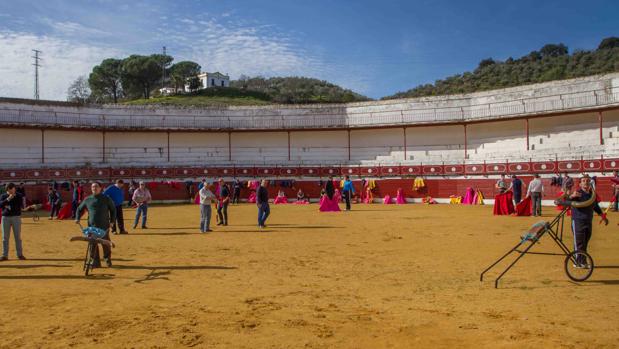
left=32, top=49, right=42, bottom=100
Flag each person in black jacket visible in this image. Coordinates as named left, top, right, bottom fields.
left=1, top=183, right=25, bottom=261
left=257, top=180, right=270, bottom=228
left=325, top=176, right=335, bottom=200
left=569, top=176, right=609, bottom=266
left=47, top=186, right=62, bottom=220
left=217, top=178, right=230, bottom=226
left=232, top=178, right=242, bottom=204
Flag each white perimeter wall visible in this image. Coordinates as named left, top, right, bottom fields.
left=0, top=110, right=617, bottom=168
left=291, top=131, right=347, bottom=164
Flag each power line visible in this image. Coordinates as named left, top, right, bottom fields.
left=32, top=49, right=42, bottom=100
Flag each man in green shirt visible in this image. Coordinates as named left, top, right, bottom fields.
left=75, top=182, right=116, bottom=267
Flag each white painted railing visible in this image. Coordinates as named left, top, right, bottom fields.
left=0, top=90, right=617, bottom=130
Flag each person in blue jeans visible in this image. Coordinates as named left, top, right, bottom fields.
left=257, top=180, right=270, bottom=228
left=1, top=183, right=25, bottom=261
left=132, top=181, right=151, bottom=229
left=104, top=179, right=128, bottom=234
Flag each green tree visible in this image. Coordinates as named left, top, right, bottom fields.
left=598, top=37, right=619, bottom=50
left=121, top=55, right=162, bottom=99
left=169, top=61, right=201, bottom=92
left=540, top=43, right=568, bottom=57
left=88, top=58, right=123, bottom=103
left=187, top=76, right=202, bottom=92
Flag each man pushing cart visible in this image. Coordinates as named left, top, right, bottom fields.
left=73, top=182, right=116, bottom=271
left=481, top=175, right=608, bottom=288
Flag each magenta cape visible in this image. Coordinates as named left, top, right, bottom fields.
left=319, top=195, right=341, bottom=212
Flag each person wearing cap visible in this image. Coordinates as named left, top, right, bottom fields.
left=104, top=179, right=128, bottom=234
left=216, top=178, right=230, bottom=226
left=132, top=181, right=152, bottom=229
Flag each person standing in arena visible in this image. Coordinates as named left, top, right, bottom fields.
left=232, top=178, right=242, bottom=204
left=325, top=176, right=335, bottom=200
left=527, top=174, right=544, bottom=216
left=199, top=183, right=217, bottom=233
left=127, top=181, right=136, bottom=208
left=216, top=178, right=230, bottom=226
left=257, top=180, right=270, bottom=228
left=71, top=180, right=84, bottom=219
left=132, top=181, right=151, bottom=229
left=562, top=172, right=574, bottom=194
left=47, top=186, right=62, bottom=220
left=569, top=176, right=608, bottom=266
left=342, top=175, right=355, bottom=211
left=1, top=183, right=25, bottom=261
left=104, top=179, right=128, bottom=234
left=495, top=174, right=508, bottom=194
left=509, top=175, right=523, bottom=205
left=75, top=182, right=116, bottom=267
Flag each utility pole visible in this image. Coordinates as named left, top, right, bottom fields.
left=162, top=46, right=167, bottom=92
left=32, top=49, right=42, bottom=100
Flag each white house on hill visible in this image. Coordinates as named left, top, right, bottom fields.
left=183, top=72, right=230, bottom=91
left=199, top=72, right=230, bottom=88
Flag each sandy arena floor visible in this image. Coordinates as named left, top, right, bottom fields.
left=0, top=203, right=617, bottom=348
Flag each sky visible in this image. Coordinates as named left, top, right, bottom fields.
left=0, top=0, right=617, bottom=100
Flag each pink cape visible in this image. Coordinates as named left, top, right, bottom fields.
left=273, top=196, right=288, bottom=204
left=194, top=194, right=200, bottom=204
left=319, top=195, right=341, bottom=212
left=248, top=192, right=256, bottom=203
left=395, top=189, right=406, bottom=204
left=462, top=187, right=475, bottom=205
left=383, top=195, right=392, bottom=204
left=295, top=199, right=309, bottom=205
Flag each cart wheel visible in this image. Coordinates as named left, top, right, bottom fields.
left=564, top=251, right=594, bottom=282
left=84, top=241, right=95, bottom=276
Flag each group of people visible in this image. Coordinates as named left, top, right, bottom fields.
left=495, top=173, right=575, bottom=217
left=197, top=178, right=271, bottom=232
left=495, top=172, right=610, bottom=268
left=0, top=179, right=153, bottom=263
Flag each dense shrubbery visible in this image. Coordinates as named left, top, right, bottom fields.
left=383, top=37, right=619, bottom=99
left=230, top=76, right=369, bottom=104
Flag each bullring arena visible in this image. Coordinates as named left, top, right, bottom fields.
left=1, top=74, right=619, bottom=348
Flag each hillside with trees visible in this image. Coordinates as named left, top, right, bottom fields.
left=383, top=37, right=619, bottom=99
left=70, top=54, right=369, bottom=105
left=230, top=76, right=369, bottom=104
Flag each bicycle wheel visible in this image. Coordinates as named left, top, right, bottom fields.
left=564, top=251, right=594, bottom=282
left=84, top=241, right=95, bottom=276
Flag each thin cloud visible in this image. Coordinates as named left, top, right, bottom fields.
left=0, top=7, right=373, bottom=100
left=0, top=31, right=123, bottom=100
